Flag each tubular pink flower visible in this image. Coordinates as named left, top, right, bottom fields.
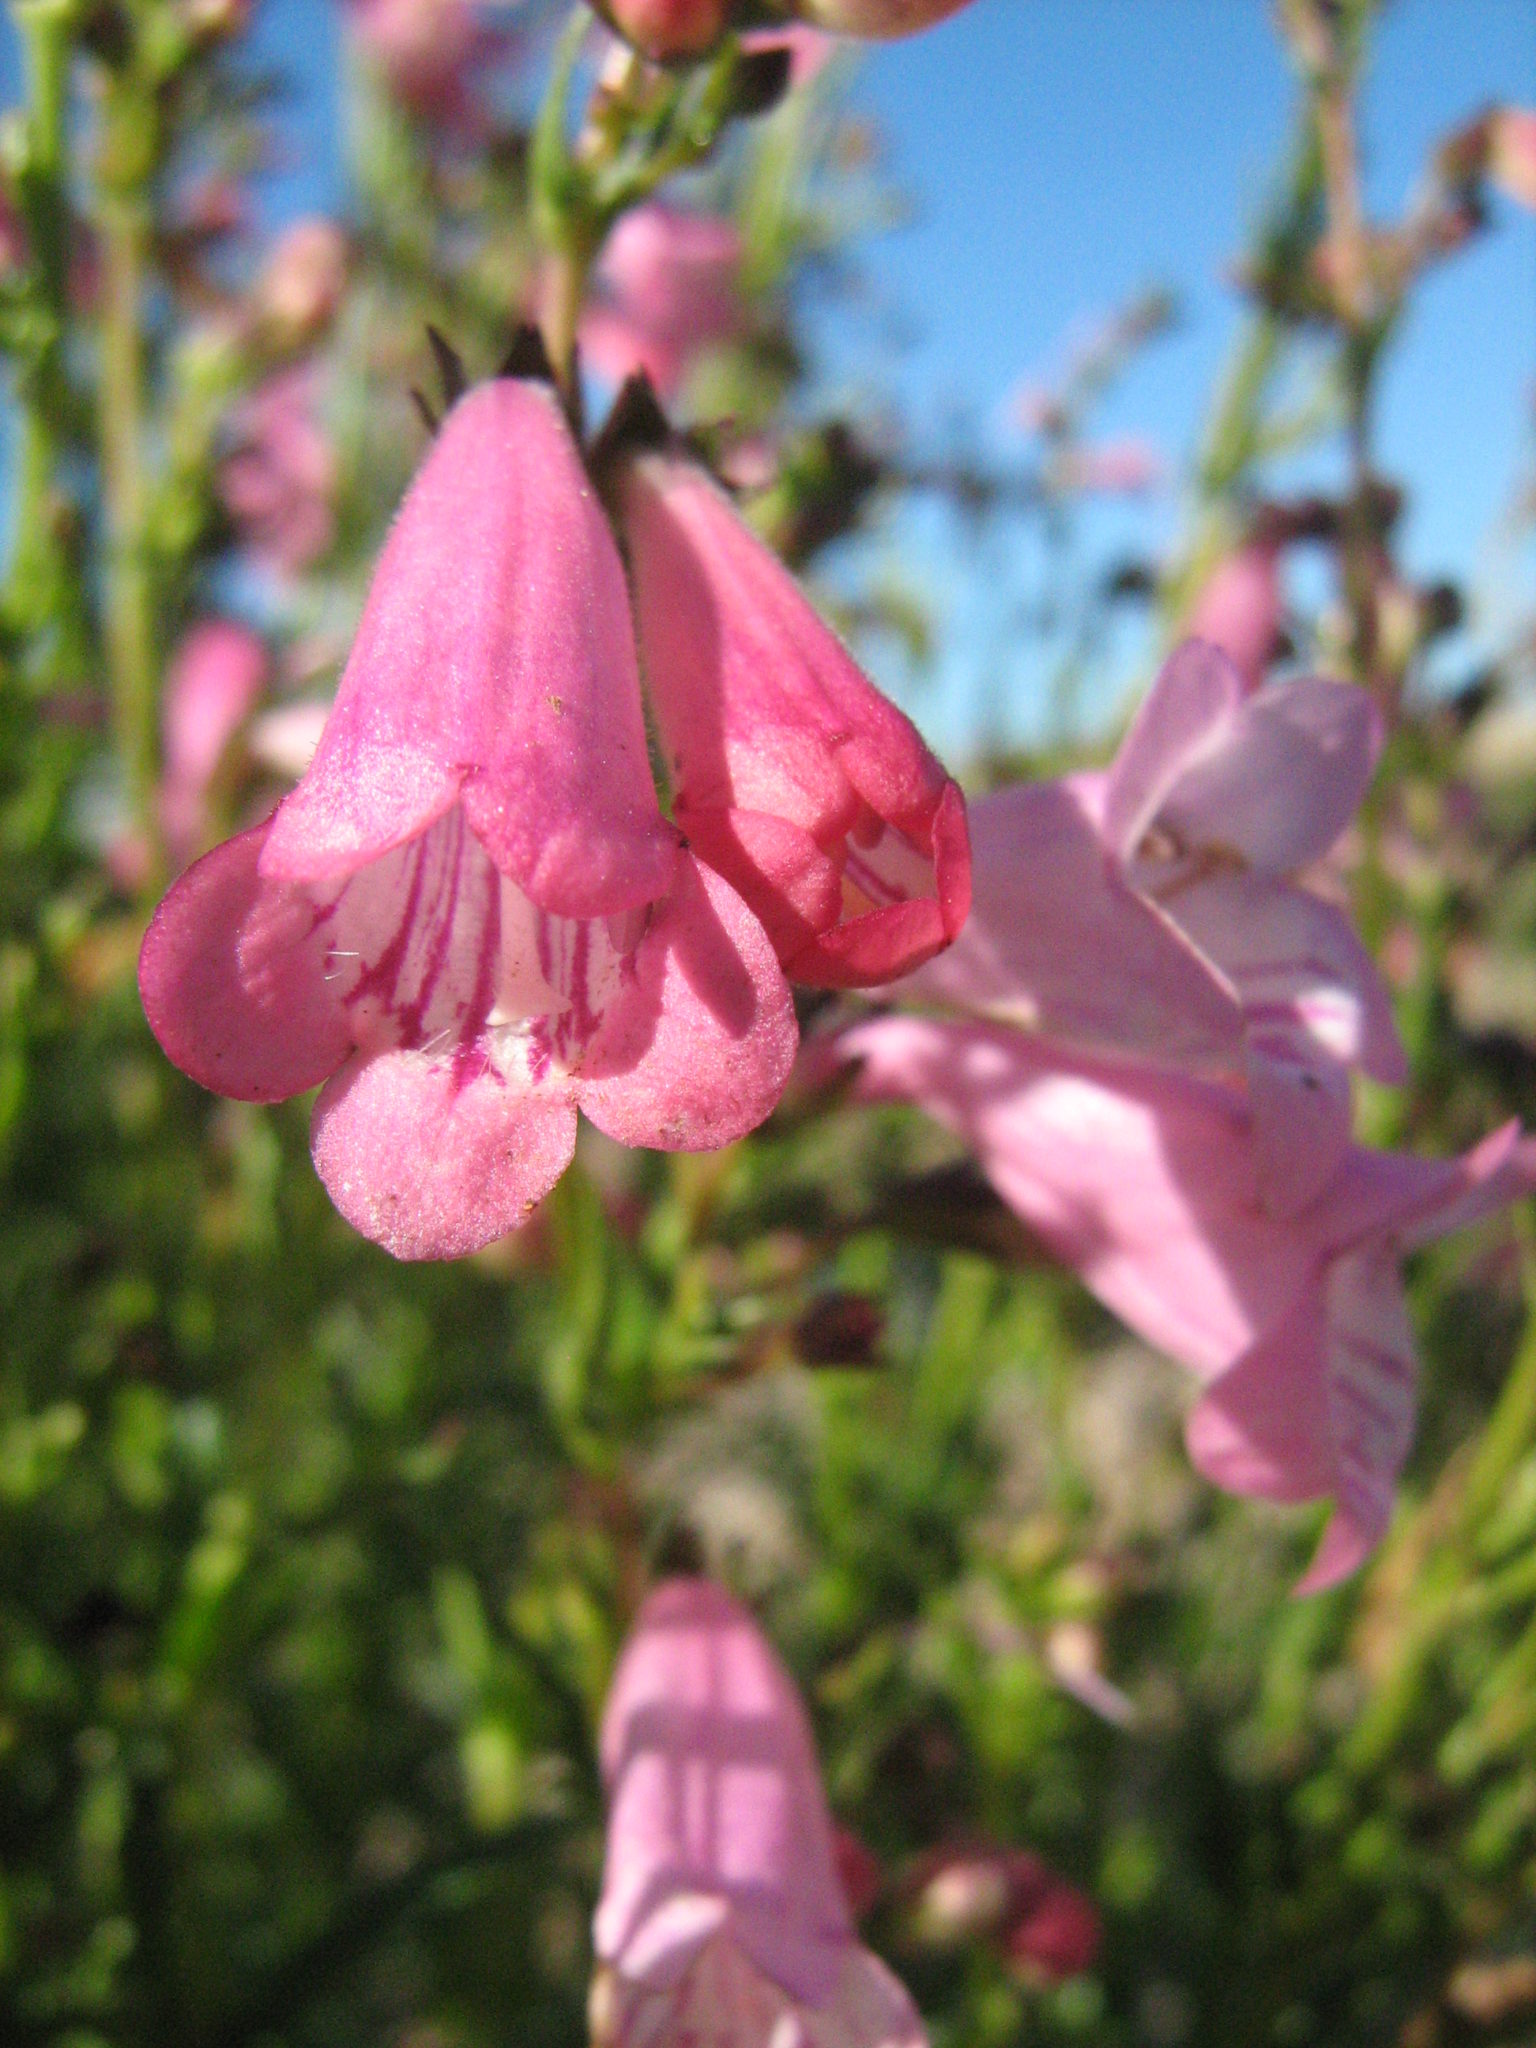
left=617, top=443, right=971, bottom=988
left=906, top=640, right=1400, bottom=1217
left=839, top=1014, right=1536, bottom=1590
left=159, top=619, right=271, bottom=866
left=141, top=378, right=796, bottom=1260
left=1185, top=538, right=1284, bottom=691
left=593, top=1577, right=927, bottom=2048
left=254, top=216, right=348, bottom=350
left=580, top=207, right=745, bottom=401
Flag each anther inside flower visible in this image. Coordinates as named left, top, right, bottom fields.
left=140, top=365, right=968, bottom=1258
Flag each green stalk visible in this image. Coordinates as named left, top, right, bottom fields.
left=5, top=0, right=73, bottom=632
left=95, top=60, right=161, bottom=869
left=99, top=183, right=158, bottom=852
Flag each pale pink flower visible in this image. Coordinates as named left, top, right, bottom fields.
left=142, top=378, right=796, bottom=1259
left=1185, top=538, right=1284, bottom=692
left=615, top=421, right=971, bottom=987
left=839, top=1016, right=1536, bottom=1590
left=580, top=206, right=745, bottom=401
left=219, top=366, right=336, bottom=576
left=906, top=641, right=1401, bottom=1216
left=254, top=217, right=348, bottom=350
left=159, top=620, right=271, bottom=866
left=592, top=1577, right=926, bottom=2048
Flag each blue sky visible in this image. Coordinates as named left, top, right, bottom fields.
left=2, top=0, right=1531, bottom=747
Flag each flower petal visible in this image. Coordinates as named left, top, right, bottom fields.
left=1157, top=676, right=1381, bottom=873
left=903, top=779, right=1240, bottom=1067
left=579, top=855, right=798, bottom=1151
left=595, top=1579, right=853, bottom=2006
left=139, top=818, right=349, bottom=1101
left=1166, top=869, right=1407, bottom=1085
left=1100, top=639, right=1242, bottom=859
left=1184, top=1288, right=1334, bottom=1505
left=1244, top=1033, right=1354, bottom=1219
left=310, top=1048, right=577, bottom=1259
left=839, top=1015, right=1312, bottom=1377
left=264, top=378, right=676, bottom=916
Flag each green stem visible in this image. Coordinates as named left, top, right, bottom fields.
left=4, top=1, right=73, bottom=631
left=531, top=7, right=598, bottom=399
left=99, top=180, right=159, bottom=863
left=1459, top=1236, right=1536, bottom=1544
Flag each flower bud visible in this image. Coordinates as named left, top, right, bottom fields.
left=254, top=217, right=349, bottom=351
left=594, top=0, right=734, bottom=60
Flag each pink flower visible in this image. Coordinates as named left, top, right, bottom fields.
left=839, top=1015, right=1536, bottom=1590
left=345, top=0, right=488, bottom=117
left=594, top=0, right=732, bottom=60
left=592, top=1577, right=927, bottom=2048
left=906, top=641, right=1400, bottom=1216
left=615, top=427, right=971, bottom=987
left=1185, top=539, right=1284, bottom=691
left=159, top=620, right=271, bottom=866
left=219, top=366, right=336, bottom=576
left=142, top=377, right=797, bottom=1259
left=1052, top=437, right=1163, bottom=496
left=254, top=217, right=348, bottom=350
left=580, top=206, right=745, bottom=402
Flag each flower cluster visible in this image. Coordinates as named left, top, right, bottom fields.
left=140, top=360, right=969, bottom=1259
left=840, top=639, right=1536, bottom=1588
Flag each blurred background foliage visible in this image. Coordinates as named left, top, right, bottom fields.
left=2, top=2, right=1536, bottom=2044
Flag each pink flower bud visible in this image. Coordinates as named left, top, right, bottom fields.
left=579, top=205, right=745, bottom=401
left=255, top=218, right=348, bottom=351
left=1003, top=1865, right=1101, bottom=1985
left=159, top=620, right=271, bottom=866
left=595, top=0, right=734, bottom=60
left=1185, top=538, right=1283, bottom=692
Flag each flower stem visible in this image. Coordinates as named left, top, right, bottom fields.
left=4, top=0, right=74, bottom=641
left=96, top=61, right=161, bottom=871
